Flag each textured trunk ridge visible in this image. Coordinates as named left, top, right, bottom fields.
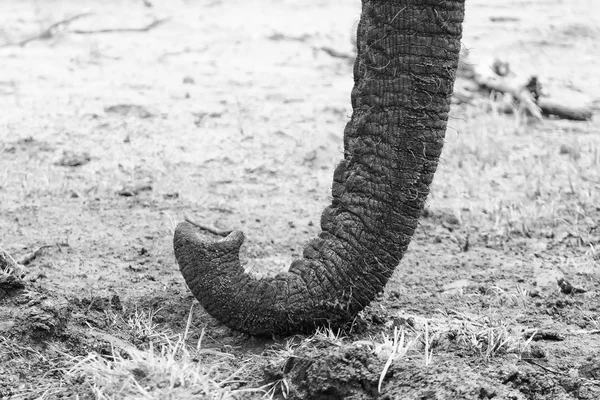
left=174, top=0, right=465, bottom=335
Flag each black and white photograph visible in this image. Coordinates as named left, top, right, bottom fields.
left=1, top=0, right=599, bottom=398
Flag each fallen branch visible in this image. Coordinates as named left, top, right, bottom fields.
left=539, top=98, right=593, bottom=121
left=86, top=328, right=138, bottom=355
left=71, top=17, right=170, bottom=35
left=455, top=49, right=594, bottom=121
left=184, top=215, right=233, bottom=237
left=472, top=71, right=543, bottom=121
left=3, top=12, right=93, bottom=47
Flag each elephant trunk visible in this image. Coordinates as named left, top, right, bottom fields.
left=174, top=0, right=465, bottom=335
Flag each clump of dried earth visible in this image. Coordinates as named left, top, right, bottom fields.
left=1, top=0, right=599, bottom=399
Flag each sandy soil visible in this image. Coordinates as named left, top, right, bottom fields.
left=1, top=0, right=599, bottom=398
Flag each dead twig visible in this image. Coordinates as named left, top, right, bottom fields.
left=6, top=12, right=93, bottom=47
left=184, top=216, right=233, bottom=237
left=462, top=233, right=470, bottom=252
left=317, top=46, right=354, bottom=60
left=570, top=329, right=600, bottom=335
left=18, top=245, right=52, bottom=266
left=523, top=359, right=569, bottom=376
left=524, top=359, right=600, bottom=388
left=86, top=328, right=138, bottom=355
left=71, top=17, right=170, bottom=35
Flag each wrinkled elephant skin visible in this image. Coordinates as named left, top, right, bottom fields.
left=174, top=0, right=466, bottom=335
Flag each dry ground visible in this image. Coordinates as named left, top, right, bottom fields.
left=1, top=0, right=599, bottom=399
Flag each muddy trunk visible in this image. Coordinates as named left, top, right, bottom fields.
left=174, top=0, right=465, bottom=335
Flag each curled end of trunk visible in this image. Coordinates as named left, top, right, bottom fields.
left=174, top=221, right=356, bottom=335
left=174, top=223, right=245, bottom=280
left=173, top=223, right=247, bottom=323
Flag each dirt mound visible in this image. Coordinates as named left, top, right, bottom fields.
left=0, top=283, right=71, bottom=342
left=267, top=343, right=522, bottom=400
